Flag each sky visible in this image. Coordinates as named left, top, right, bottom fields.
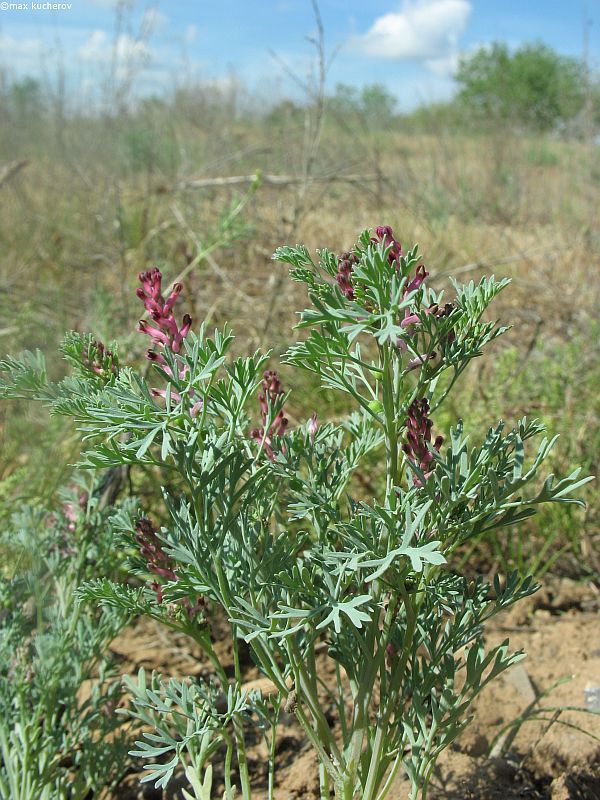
left=0, top=0, right=598, bottom=110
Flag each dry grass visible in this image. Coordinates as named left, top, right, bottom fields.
left=1, top=113, right=599, bottom=571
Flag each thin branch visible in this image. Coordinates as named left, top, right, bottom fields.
left=180, top=172, right=380, bottom=190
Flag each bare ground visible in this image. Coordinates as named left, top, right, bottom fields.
left=109, top=578, right=600, bottom=800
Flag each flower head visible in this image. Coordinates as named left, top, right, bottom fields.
left=373, top=225, right=403, bottom=267
left=402, top=399, right=443, bottom=486
left=336, top=250, right=360, bottom=300
left=251, top=370, right=289, bottom=461
left=137, top=268, right=192, bottom=354
left=134, top=517, right=178, bottom=603
left=134, top=517, right=203, bottom=616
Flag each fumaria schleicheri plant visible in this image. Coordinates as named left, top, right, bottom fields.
left=0, top=225, right=591, bottom=800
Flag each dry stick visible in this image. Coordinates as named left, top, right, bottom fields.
left=0, top=160, right=28, bottom=191
left=261, top=0, right=330, bottom=338
left=180, top=173, right=380, bottom=189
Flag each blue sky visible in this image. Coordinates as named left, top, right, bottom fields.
left=0, top=0, right=597, bottom=109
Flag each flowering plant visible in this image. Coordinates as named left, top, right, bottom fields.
left=0, top=226, right=591, bottom=800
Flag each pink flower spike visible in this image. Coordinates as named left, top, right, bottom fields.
left=373, top=225, right=403, bottom=266
left=402, top=398, right=443, bottom=486
left=251, top=370, right=289, bottom=460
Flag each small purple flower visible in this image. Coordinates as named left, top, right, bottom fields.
left=150, top=387, right=183, bottom=404
left=83, top=340, right=118, bottom=378
left=401, top=312, right=421, bottom=330
left=308, top=412, right=318, bottom=445
left=405, top=264, right=428, bottom=294
left=405, top=352, right=437, bottom=372
left=402, top=399, right=443, bottom=486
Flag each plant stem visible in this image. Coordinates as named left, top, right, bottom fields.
left=268, top=720, right=277, bottom=800
left=223, top=735, right=234, bottom=799
left=354, top=343, right=403, bottom=800
left=381, top=343, right=399, bottom=509
left=363, top=583, right=418, bottom=800
left=232, top=627, right=252, bottom=800
left=319, top=762, right=331, bottom=799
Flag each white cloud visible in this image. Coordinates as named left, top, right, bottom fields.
left=78, top=29, right=152, bottom=66
left=353, top=0, right=471, bottom=63
left=0, top=34, right=44, bottom=61
left=425, top=52, right=460, bottom=76
left=141, top=8, right=168, bottom=34
left=185, top=24, right=198, bottom=44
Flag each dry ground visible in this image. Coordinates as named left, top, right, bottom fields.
left=109, top=578, right=600, bottom=800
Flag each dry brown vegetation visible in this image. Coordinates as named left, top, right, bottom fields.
left=1, top=108, right=599, bottom=569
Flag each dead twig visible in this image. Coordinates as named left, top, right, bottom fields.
left=262, top=0, right=331, bottom=337
left=179, top=172, right=380, bottom=190
left=0, top=160, right=28, bottom=190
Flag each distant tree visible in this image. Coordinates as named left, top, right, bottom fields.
left=266, top=99, right=304, bottom=127
left=360, top=83, right=397, bottom=128
left=456, top=42, right=587, bottom=131
left=10, top=77, right=44, bottom=122
left=330, top=82, right=397, bottom=130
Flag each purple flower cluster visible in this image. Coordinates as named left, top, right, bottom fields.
left=402, top=399, right=443, bottom=486
left=134, top=517, right=202, bottom=616
left=250, top=370, right=289, bottom=461
left=373, top=225, right=429, bottom=294
left=335, top=225, right=428, bottom=304
left=134, top=517, right=178, bottom=604
left=336, top=250, right=360, bottom=300
left=136, top=268, right=203, bottom=416
left=372, top=225, right=403, bottom=266
left=137, top=268, right=192, bottom=354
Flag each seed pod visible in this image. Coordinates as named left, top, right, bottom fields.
left=284, top=689, right=297, bottom=714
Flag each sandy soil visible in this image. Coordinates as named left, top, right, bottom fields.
left=109, top=577, right=600, bottom=800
